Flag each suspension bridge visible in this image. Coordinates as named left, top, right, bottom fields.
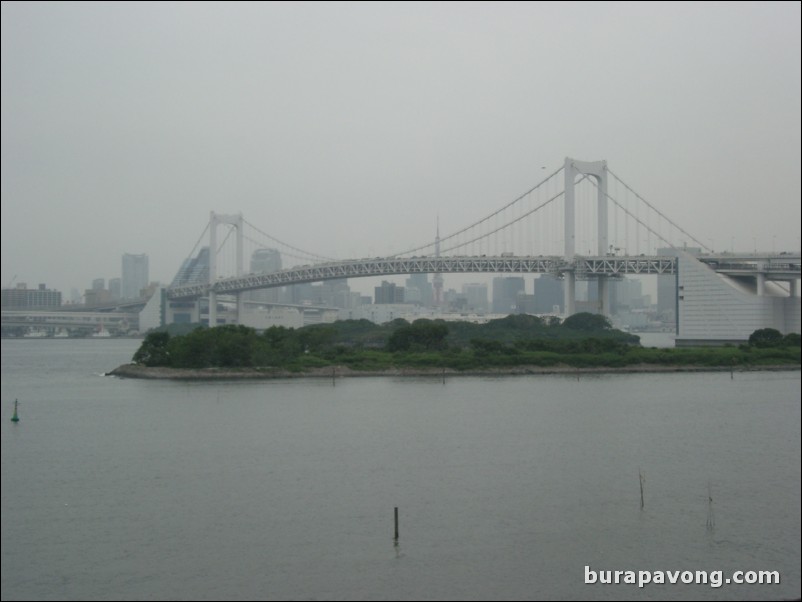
left=163, top=157, right=800, bottom=343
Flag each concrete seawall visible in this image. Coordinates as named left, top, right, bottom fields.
left=107, top=363, right=800, bottom=381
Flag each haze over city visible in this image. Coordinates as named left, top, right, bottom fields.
left=2, top=5, right=801, bottom=599
left=2, top=1, right=800, bottom=298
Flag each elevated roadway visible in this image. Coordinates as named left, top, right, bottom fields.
left=166, top=253, right=800, bottom=300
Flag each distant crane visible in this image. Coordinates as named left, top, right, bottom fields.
left=5, top=274, right=17, bottom=289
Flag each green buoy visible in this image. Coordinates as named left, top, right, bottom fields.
left=11, top=398, right=19, bottom=423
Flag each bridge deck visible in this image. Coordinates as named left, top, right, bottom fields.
left=166, top=253, right=800, bottom=300
left=167, top=255, right=671, bottom=299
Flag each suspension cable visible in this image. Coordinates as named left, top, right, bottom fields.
left=439, top=176, right=589, bottom=254
left=243, top=218, right=335, bottom=262
left=183, top=222, right=210, bottom=263
left=241, top=232, right=330, bottom=266
left=590, top=178, right=696, bottom=252
left=607, top=168, right=711, bottom=252
left=389, top=164, right=565, bottom=257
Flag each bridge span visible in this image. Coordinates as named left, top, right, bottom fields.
left=157, top=158, right=800, bottom=341
left=167, top=254, right=681, bottom=300
left=167, top=252, right=799, bottom=299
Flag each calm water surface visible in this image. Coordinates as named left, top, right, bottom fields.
left=1, top=339, right=800, bottom=601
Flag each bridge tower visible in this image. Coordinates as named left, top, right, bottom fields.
left=563, top=157, right=610, bottom=316
left=208, top=211, right=244, bottom=326
left=433, top=218, right=444, bottom=306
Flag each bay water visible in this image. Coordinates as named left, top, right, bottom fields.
left=1, top=339, right=799, bottom=600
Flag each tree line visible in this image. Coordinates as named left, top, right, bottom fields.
left=131, top=313, right=800, bottom=371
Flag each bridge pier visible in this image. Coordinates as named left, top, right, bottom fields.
left=236, top=292, right=244, bottom=323
left=756, top=271, right=765, bottom=296
left=598, top=276, right=611, bottom=316
left=564, top=272, right=576, bottom=316
left=208, top=291, right=217, bottom=326
left=563, top=274, right=611, bottom=317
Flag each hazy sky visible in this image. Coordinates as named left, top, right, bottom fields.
left=2, top=1, right=800, bottom=298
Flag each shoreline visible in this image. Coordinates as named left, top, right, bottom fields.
left=106, top=363, right=801, bottom=381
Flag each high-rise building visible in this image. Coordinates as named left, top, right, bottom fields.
left=610, top=278, right=644, bottom=312
left=462, top=283, right=488, bottom=312
left=307, top=279, right=350, bottom=308
left=375, top=281, right=405, bottom=304
left=249, top=249, right=283, bottom=303
left=1, top=283, right=62, bottom=309
left=108, top=278, right=121, bottom=301
left=515, top=292, right=537, bottom=314
left=533, top=274, right=564, bottom=313
left=92, top=278, right=105, bottom=291
left=251, top=248, right=282, bottom=273
left=406, top=274, right=433, bottom=306
left=84, top=288, right=111, bottom=306
left=122, top=253, right=149, bottom=299
left=492, top=277, right=525, bottom=314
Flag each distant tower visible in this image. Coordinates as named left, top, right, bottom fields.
left=432, top=217, right=444, bottom=306
left=207, top=212, right=244, bottom=327
left=251, top=248, right=282, bottom=274
left=250, top=248, right=283, bottom=303
left=121, top=253, right=149, bottom=300
left=563, top=157, right=608, bottom=316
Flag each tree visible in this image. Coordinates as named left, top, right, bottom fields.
left=387, top=320, right=449, bottom=352
left=297, top=325, right=337, bottom=353
left=133, top=331, right=171, bottom=366
left=561, top=312, right=612, bottom=332
left=748, top=328, right=783, bottom=348
left=470, top=338, right=505, bottom=354
left=782, top=332, right=801, bottom=347
left=211, top=324, right=260, bottom=367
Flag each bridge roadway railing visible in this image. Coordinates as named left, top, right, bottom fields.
left=166, top=255, right=683, bottom=300
left=696, top=259, right=802, bottom=280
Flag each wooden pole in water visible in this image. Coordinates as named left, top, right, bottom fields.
left=639, top=469, right=645, bottom=510
left=11, top=398, right=20, bottom=423
left=394, top=507, right=399, bottom=541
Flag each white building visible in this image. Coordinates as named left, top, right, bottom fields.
left=676, top=253, right=800, bottom=346
left=339, top=303, right=423, bottom=324
left=139, top=287, right=165, bottom=332
left=239, top=305, right=305, bottom=329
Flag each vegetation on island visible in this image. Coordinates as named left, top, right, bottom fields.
left=131, top=314, right=801, bottom=372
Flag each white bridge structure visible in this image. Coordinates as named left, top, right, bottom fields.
left=5, top=158, right=798, bottom=344
left=157, top=158, right=800, bottom=345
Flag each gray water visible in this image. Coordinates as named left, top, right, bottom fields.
left=1, top=339, right=800, bottom=601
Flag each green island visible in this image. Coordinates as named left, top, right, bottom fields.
left=108, top=313, right=800, bottom=379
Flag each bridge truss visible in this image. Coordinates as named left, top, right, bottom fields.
left=167, top=254, right=683, bottom=300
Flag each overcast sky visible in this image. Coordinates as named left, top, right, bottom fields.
left=2, top=1, right=800, bottom=298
